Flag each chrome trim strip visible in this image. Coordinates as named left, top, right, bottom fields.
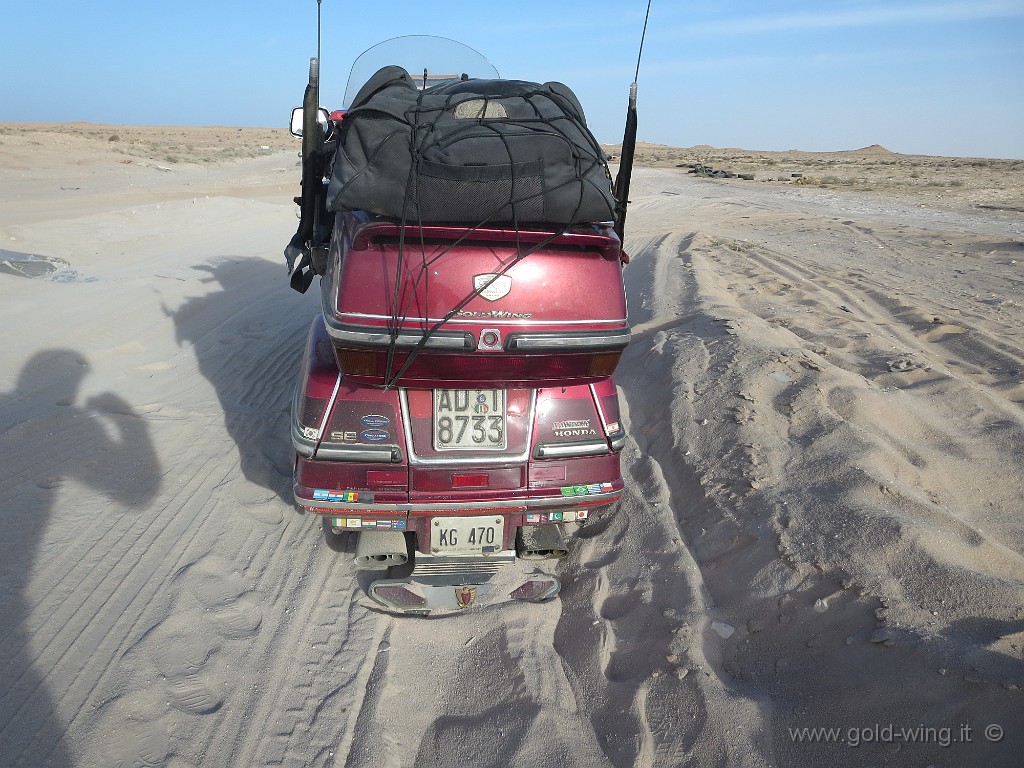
left=411, top=553, right=517, bottom=575
left=294, top=490, right=622, bottom=512
left=590, top=383, right=626, bottom=453
left=506, top=330, right=631, bottom=351
left=318, top=373, right=344, bottom=441
left=291, top=422, right=317, bottom=457
left=297, top=499, right=409, bottom=511
left=528, top=492, right=621, bottom=507
left=535, top=441, right=611, bottom=458
left=291, top=369, right=343, bottom=457
left=314, top=444, right=402, bottom=463
left=590, top=382, right=608, bottom=428
left=400, top=390, right=414, bottom=462
left=303, top=372, right=344, bottom=461
left=323, top=320, right=472, bottom=350
left=399, top=388, right=537, bottom=466
left=337, top=311, right=628, bottom=327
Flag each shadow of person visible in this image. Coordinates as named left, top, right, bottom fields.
left=0, top=349, right=161, bottom=766
left=163, top=258, right=314, bottom=506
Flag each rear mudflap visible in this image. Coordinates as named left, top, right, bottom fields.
left=364, top=551, right=560, bottom=615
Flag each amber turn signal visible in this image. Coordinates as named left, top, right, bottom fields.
left=587, top=351, right=621, bottom=377
left=334, top=347, right=377, bottom=377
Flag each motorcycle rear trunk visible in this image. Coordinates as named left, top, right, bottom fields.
left=292, top=212, right=628, bottom=613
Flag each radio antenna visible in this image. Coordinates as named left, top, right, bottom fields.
left=613, top=0, right=652, bottom=245
left=316, top=0, right=322, bottom=70
left=633, top=0, right=650, bottom=83
left=288, top=0, right=325, bottom=292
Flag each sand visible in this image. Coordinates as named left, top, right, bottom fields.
left=1, top=123, right=1022, bottom=767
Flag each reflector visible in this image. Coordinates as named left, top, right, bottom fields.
left=511, top=578, right=559, bottom=602
left=334, top=347, right=377, bottom=376
left=371, top=584, right=427, bottom=607
left=452, top=473, right=489, bottom=488
left=587, top=352, right=621, bottom=377
left=355, top=350, right=622, bottom=386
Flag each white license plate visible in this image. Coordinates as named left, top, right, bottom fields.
left=433, top=389, right=506, bottom=450
left=432, top=515, right=505, bottom=555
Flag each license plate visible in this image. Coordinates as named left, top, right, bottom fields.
left=432, top=515, right=505, bottom=555
left=433, top=389, right=506, bottom=450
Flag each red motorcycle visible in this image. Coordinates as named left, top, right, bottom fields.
left=285, top=36, right=636, bottom=614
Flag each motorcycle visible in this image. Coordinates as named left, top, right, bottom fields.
left=284, top=35, right=635, bottom=614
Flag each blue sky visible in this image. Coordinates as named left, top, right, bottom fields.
left=2, top=0, right=1022, bottom=158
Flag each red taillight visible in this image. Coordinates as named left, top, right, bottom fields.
left=511, top=578, right=559, bottom=602
left=415, top=472, right=490, bottom=491
left=332, top=341, right=622, bottom=386
left=371, top=584, right=427, bottom=608
left=452, top=473, right=489, bottom=488
left=370, top=351, right=621, bottom=385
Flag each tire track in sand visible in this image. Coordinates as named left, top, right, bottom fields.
left=340, top=600, right=613, bottom=768
left=555, top=231, right=771, bottom=768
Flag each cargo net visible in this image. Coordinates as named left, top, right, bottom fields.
left=410, top=160, right=545, bottom=223
left=335, top=78, right=618, bottom=388
left=394, top=84, right=613, bottom=228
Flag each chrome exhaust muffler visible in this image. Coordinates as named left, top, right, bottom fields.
left=516, top=525, right=568, bottom=560
left=354, top=531, right=409, bottom=570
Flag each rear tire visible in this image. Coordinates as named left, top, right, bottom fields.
left=322, top=517, right=353, bottom=553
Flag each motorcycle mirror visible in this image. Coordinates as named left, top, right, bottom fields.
left=289, top=106, right=331, bottom=138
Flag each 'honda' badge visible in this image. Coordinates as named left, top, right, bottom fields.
left=473, top=274, right=512, bottom=301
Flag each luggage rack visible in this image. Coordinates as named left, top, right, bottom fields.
left=349, top=220, right=625, bottom=263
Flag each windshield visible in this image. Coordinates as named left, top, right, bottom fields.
left=341, top=36, right=500, bottom=108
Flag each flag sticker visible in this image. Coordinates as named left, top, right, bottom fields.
left=312, top=489, right=372, bottom=503
left=559, top=483, right=617, bottom=497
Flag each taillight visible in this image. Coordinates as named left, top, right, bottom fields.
left=332, top=342, right=622, bottom=386
left=370, top=583, right=427, bottom=609
left=452, top=473, right=489, bottom=488
left=587, top=352, right=621, bottom=377
left=511, top=577, right=560, bottom=602
left=334, top=347, right=378, bottom=377
left=415, top=472, right=491, bottom=491
left=370, top=351, right=621, bottom=385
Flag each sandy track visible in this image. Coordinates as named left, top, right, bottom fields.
left=1, top=135, right=1022, bottom=767
left=616, top=171, right=1024, bottom=766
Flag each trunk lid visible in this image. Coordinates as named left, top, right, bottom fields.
left=321, top=213, right=629, bottom=388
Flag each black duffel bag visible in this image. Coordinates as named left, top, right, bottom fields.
left=325, top=66, right=616, bottom=226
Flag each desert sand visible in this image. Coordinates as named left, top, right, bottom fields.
left=1, top=123, right=1022, bottom=767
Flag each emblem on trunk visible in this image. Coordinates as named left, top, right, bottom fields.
left=455, top=586, right=478, bottom=609
left=474, top=274, right=512, bottom=301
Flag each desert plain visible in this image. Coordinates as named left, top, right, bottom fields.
left=1, top=123, right=1022, bottom=767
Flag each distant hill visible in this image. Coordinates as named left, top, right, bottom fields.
left=603, top=141, right=899, bottom=157
left=846, top=144, right=895, bottom=155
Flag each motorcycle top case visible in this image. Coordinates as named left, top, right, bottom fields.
left=325, top=66, right=616, bottom=226
left=321, top=212, right=630, bottom=389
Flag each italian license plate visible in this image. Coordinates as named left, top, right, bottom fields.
left=433, top=389, right=506, bottom=450
left=432, top=515, right=505, bottom=555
